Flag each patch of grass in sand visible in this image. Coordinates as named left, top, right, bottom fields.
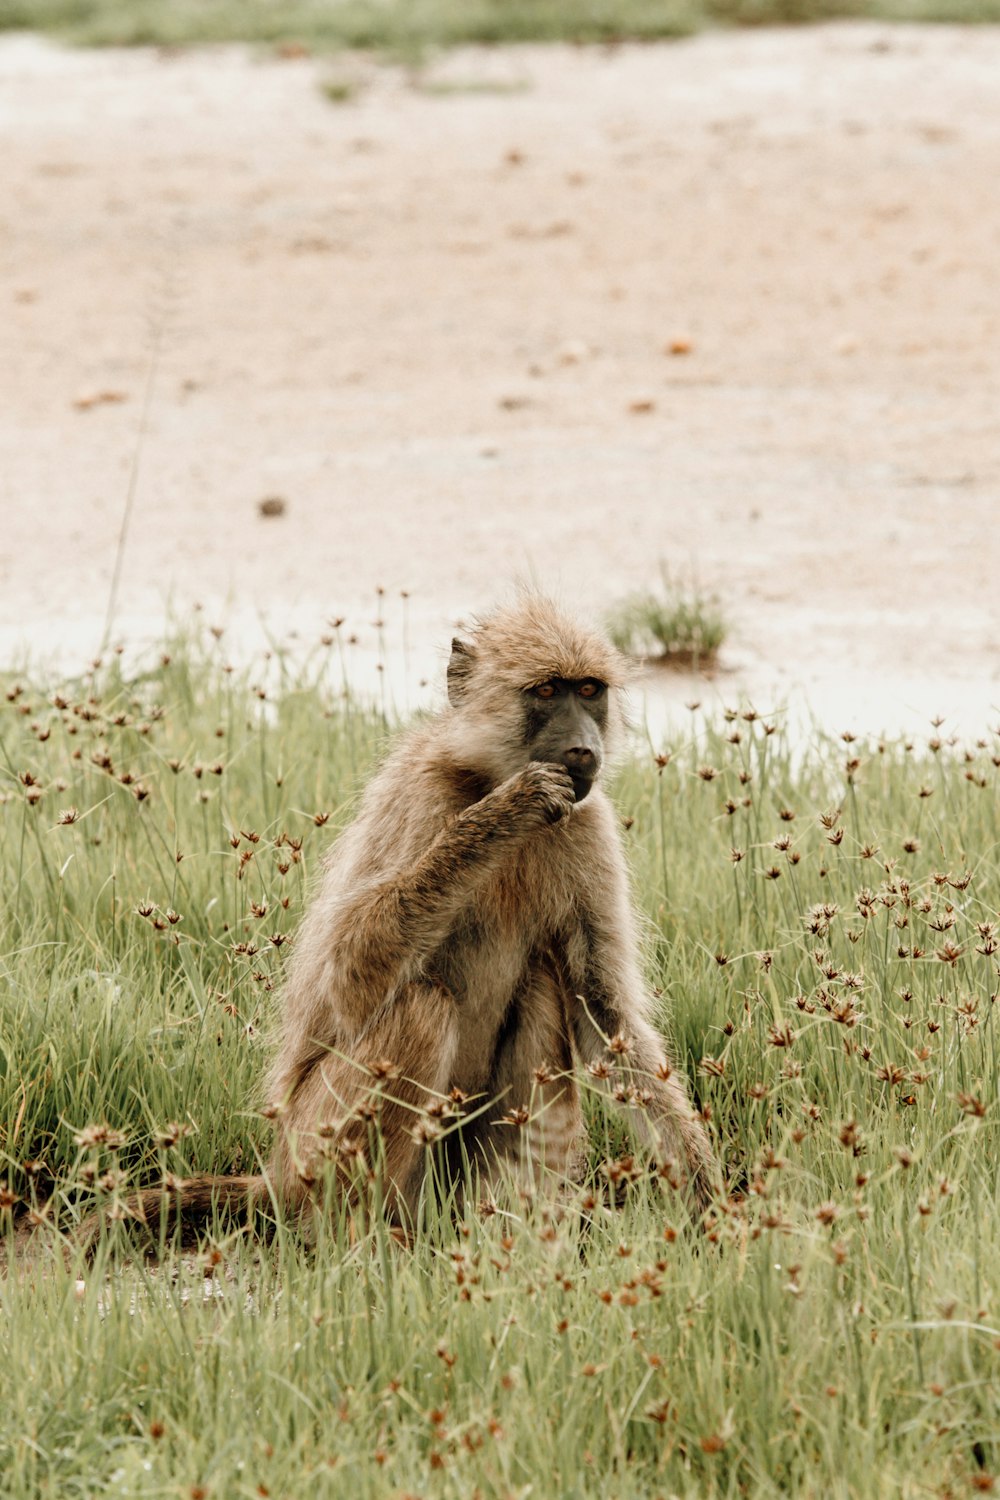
left=2, top=629, right=999, bottom=1497
left=319, top=74, right=364, bottom=103
left=606, top=572, right=728, bottom=670
left=414, top=75, right=533, bottom=96
left=3, top=0, right=1000, bottom=52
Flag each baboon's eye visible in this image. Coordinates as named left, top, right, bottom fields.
left=577, top=680, right=605, bottom=700
left=533, top=682, right=557, bottom=700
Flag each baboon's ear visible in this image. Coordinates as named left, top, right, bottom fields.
left=447, top=638, right=476, bottom=706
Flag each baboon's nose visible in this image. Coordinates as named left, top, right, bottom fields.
left=562, top=746, right=598, bottom=802
left=563, top=746, right=597, bottom=777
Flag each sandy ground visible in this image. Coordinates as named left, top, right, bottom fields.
left=1, top=24, right=998, bottom=735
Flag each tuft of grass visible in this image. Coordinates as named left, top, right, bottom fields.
left=2, top=629, right=1000, bottom=1497
left=606, top=572, right=728, bottom=669
left=414, top=75, right=532, bottom=96
left=4, top=0, right=1000, bottom=51
left=320, top=75, right=362, bottom=103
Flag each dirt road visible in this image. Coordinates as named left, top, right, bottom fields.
left=1, top=25, right=998, bottom=733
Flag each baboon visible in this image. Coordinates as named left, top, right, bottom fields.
left=94, top=596, right=717, bottom=1243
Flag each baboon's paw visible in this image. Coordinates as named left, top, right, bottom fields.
left=516, top=761, right=577, bottom=826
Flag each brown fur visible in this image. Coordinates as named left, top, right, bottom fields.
left=89, top=597, right=718, bottom=1246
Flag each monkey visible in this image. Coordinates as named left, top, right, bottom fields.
left=85, top=595, right=718, bottom=1246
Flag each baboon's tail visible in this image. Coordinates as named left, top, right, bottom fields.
left=79, top=1173, right=268, bottom=1253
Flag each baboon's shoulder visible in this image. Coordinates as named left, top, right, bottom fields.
left=323, top=717, right=474, bottom=884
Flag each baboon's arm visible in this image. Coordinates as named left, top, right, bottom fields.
left=325, top=762, right=574, bottom=1034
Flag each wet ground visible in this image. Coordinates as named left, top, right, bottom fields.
left=1, top=25, right=998, bottom=736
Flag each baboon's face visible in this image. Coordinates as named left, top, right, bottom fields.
left=445, top=607, right=623, bottom=798
left=522, top=677, right=607, bottom=801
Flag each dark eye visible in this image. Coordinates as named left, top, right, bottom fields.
left=534, top=682, right=557, bottom=700
left=577, top=680, right=605, bottom=700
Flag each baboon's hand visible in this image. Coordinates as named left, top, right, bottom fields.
left=507, top=761, right=577, bottom=828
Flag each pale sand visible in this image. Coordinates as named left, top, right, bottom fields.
left=1, top=25, right=998, bottom=735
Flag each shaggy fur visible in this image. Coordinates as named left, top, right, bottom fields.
left=92, top=597, right=717, bottom=1243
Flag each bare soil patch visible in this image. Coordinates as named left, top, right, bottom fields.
left=1, top=25, right=998, bottom=732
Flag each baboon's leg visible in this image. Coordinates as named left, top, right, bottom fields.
left=272, top=983, right=459, bottom=1221
left=560, top=881, right=718, bottom=1214
left=572, top=1000, right=715, bottom=1213
left=474, top=968, right=584, bottom=1193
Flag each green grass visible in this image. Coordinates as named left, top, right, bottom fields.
left=320, top=75, right=364, bottom=103
left=606, top=574, right=728, bottom=669
left=3, top=0, right=1000, bottom=51
left=2, top=633, right=999, bottom=1497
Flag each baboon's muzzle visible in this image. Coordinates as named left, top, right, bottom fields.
left=562, top=745, right=598, bottom=802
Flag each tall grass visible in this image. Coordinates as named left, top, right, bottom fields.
left=1, top=633, right=998, bottom=1497
left=606, top=573, right=728, bottom=669
left=2, top=0, right=1000, bottom=50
